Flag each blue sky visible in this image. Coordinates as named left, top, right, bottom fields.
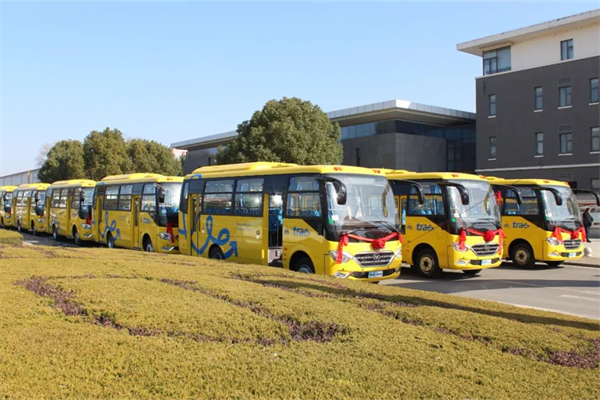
left=1, top=1, right=596, bottom=175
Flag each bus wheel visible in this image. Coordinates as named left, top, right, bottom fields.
left=107, top=233, right=116, bottom=249
left=73, top=229, right=81, bottom=246
left=546, top=261, right=563, bottom=267
left=144, top=238, right=154, bottom=252
left=295, top=256, right=315, bottom=274
left=52, top=226, right=60, bottom=241
left=462, top=269, right=482, bottom=276
left=209, top=246, right=224, bottom=260
left=415, top=248, right=442, bottom=278
left=511, top=243, right=535, bottom=268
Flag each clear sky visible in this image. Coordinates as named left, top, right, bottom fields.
left=1, top=1, right=597, bottom=176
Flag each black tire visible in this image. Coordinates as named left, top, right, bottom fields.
left=510, top=242, right=535, bottom=268
left=31, top=222, right=38, bottom=236
left=144, top=237, right=154, bottom=252
left=414, top=248, right=442, bottom=278
left=73, top=228, right=81, bottom=246
left=463, top=269, right=482, bottom=276
left=107, top=232, right=116, bottom=249
left=209, top=246, right=225, bottom=260
left=545, top=261, right=564, bottom=267
left=294, top=256, right=315, bottom=274
left=52, top=225, right=60, bottom=241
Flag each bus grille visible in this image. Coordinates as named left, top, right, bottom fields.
left=471, top=243, right=499, bottom=256
left=354, top=251, right=394, bottom=267
left=562, top=239, right=581, bottom=250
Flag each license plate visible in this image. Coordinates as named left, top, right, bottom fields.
left=568, top=252, right=576, bottom=258
left=368, top=270, right=384, bottom=279
left=481, top=259, right=492, bottom=266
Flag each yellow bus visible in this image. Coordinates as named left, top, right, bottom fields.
left=386, top=171, right=504, bottom=278
left=0, top=186, right=17, bottom=229
left=47, top=180, right=96, bottom=245
left=12, top=183, right=51, bottom=234
left=487, top=177, right=599, bottom=267
left=94, top=173, right=183, bottom=252
left=178, top=162, right=402, bottom=282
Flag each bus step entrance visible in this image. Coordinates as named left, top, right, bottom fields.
left=268, top=247, right=283, bottom=267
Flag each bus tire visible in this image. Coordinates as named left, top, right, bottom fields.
left=415, top=248, right=442, bottom=278
left=209, top=246, right=224, bottom=260
left=510, top=242, right=535, bottom=268
left=545, top=261, right=563, bottom=267
left=294, top=256, right=315, bottom=274
left=52, top=225, right=60, bottom=241
left=462, top=269, right=482, bottom=276
left=73, top=228, right=81, bottom=246
left=143, top=237, right=154, bottom=252
left=107, top=232, right=116, bottom=249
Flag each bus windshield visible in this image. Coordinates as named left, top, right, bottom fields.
left=4, top=193, right=13, bottom=211
left=541, top=186, right=581, bottom=229
left=447, top=180, right=501, bottom=231
left=35, top=191, right=46, bottom=215
left=80, top=188, right=94, bottom=218
left=326, top=175, right=398, bottom=239
left=158, top=183, right=181, bottom=226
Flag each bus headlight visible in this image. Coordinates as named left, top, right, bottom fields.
left=333, top=271, right=351, bottom=279
left=328, top=250, right=353, bottom=263
left=81, top=223, right=91, bottom=230
left=546, top=237, right=561, bottom=246
left=393, top=247, right=402, bottom=259
left=452, top=242, right=472, bottom=253
left=159, top=233, right=172, bottom=241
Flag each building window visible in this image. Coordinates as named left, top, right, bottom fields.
left=489, top=137, right=496, bottom=159
left=559, top=86, right=572, bottom=107
left=591, top=78, right=599, bottom=104
left=489, top=94, right=496, bottom=116
left=535, top=132, right=543, bottom=156
left=534, top=87, right=543, bottom=110
left=559, top=133, right=572, bottom=154
left=560, top=39, right=574, bottom=60
left=483, top=46, right=511, bottom=75
left=592, top=178, right=600, bottom=191
left=592, top=127, right=600, bottom=152
left=356, top=148, right=361, bottom=166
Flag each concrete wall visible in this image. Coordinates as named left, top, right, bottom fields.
left=0, top=169, right=41, bottom=186
left=475, top=56, right=599, bottom=189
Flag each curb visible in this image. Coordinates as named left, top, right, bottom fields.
left=564, top=259, right=600, bottom=268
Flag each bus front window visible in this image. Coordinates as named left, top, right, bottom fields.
left=541, top=186, right=581, bottom=230
left=79, top=188, right=94, bottom=219
left=35, top=191, right=46, bottom=215
left=4, top=193, right=13, bottom=212
left=158, top=183, right=182, bottom=227
left=447, top=180, right=501, bottom=232
left=326, top=175, right=398, bottom=240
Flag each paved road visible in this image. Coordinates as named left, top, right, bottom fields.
left=383, top=263, right=600, bottom=320
left=19, top=231, right=600, bottom=320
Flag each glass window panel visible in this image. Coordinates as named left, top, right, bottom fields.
left=489, top=137, right=496, bottom=158
left=286, top=192, right=321, bottom=217
left=560, top=133, right=573, bottom=154
left=236, top=179, right=264, bottom=193
left=141, top=194, right=156, bottom=212
left=497, top=47, right=511, bottom=72
left=143, top=184, right=156, bottom=194
left=203, top=193, right=233, bottom=214
left=591, top=78, right=599, bottom=103
left=535, top=132, right=544, bottom=155
left=104, top=186, right=119, bottom=210
left=535, top=87, right=543, bottom=110
left=234, top=193, right=263, bottom=216
left=205, top=180, right=234, bottom=193
left=489, top=94, right=496, bottom=116
left=288, top=176, right=319, bottom=191
left=591, top=127, right=599, bottom=152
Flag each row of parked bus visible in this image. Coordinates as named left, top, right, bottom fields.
left=1, top=162, right=597, bottom=281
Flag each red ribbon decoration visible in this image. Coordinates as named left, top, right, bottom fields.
left=457, top=228, right=505, bottom=254
left=166, top=222, right=175, bottom=243
left=337, top=231, right=402, bottom=263
left=494, top=191, right=503, bottom=206
left=552, top=226, right=586, bottom=243
left=85, top=215, right=91, bottom=225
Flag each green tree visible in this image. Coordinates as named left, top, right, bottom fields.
left=128, top=138, right=183, bottom=176
left=217, top=97, right=342, bottom=165
left=83, top=128, right=132, bottom=180
left=38, top=140, right=85, bottom=183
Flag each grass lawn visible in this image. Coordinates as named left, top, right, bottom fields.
left=0, top=229, right=22, bottom=246
left=1, top=241, right=598, bottom=399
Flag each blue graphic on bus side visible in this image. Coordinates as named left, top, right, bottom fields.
left=99, top=211, right=121, bottom=241
left=191, top=215, right=238, bottom=259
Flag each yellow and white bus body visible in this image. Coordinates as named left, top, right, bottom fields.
left=94, top=174, right=183, bottom=253
left=387, top=171, right=503, bottom=278
left=47, top=180, right=96, bottom=244
left=0, top=186, right=17, bottom=228
left=487, top=177, right=599, bottom=267
left=179, top=162, right=402, bottom=283
left=13, top=183, right=51, bottom=235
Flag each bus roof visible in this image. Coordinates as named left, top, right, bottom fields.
left=15, top=183, right=51, bottom=191
left=187, top=162, right=387, bottom=180
left=0, top=185, right=17, bottom=192
left=50, top=179, right=96, bottom=188
left=98, top=173, right=183, bottom=185
left=385, top=170, right=487, bottom=182
left=483, top=176, right=570, bottom=187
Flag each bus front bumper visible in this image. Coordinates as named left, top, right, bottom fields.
left=447, top=246, right=503, bottom=270
left=543, top=240, right=584, bottom=261
left=325, top=257, right=402, bottom=283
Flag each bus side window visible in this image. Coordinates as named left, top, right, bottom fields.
left=400, top=198, right=407, bottom=234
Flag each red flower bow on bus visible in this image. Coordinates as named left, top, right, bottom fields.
left=552, top=226, right=586, bottom=243
left=457, top=228, right=505, bottom=254
left=337, top=231, right=402, bottom=264
left=166, top=222, right=176, bottom=243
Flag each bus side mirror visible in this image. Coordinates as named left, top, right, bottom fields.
left=34, top=192, right=39, bottom=202
left=158, top=186, right=166, bottom=203
left=335, top=182, right=347, bottom=206
left=80, top=190, right=85, bottom=202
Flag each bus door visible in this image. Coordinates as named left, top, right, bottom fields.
left=190, top=194, right=202, bottom=257
left=266, top=193, right=284, bottom=267
left=132, top=194, right=140, bottom=249
left=94, top=186, right=106, bottom=243
left=178, top=182, right=190, bottom=256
